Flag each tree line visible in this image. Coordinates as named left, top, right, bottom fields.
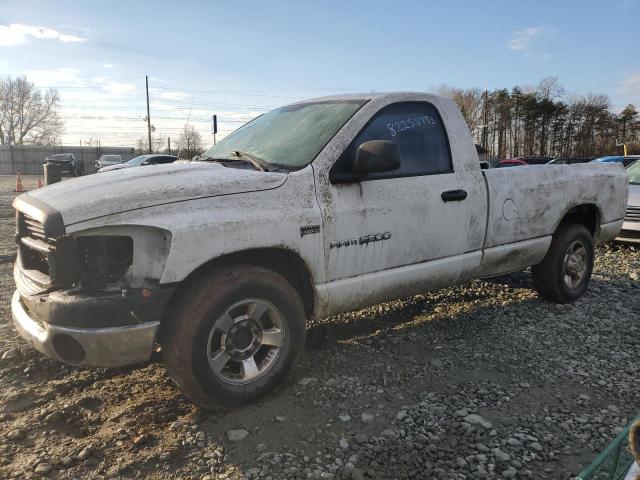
left=437, top=77, right=639, bottom=159
left=2, top=74, right=639, bottom=161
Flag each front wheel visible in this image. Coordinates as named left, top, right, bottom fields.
left=162, top=265, right=306, bottom=407
left=532, top=223, right=594, bottom=303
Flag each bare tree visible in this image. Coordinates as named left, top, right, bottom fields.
left=177, top=124, right=205, bottom=159
left=536, top=76, right=565, bottom=101
left=135, top=134, right=164, bottom=154
left=0, top=76, right=64, bottom=145
left=435, top=85, right=483, bottom=133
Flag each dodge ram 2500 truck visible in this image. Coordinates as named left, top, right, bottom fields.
left=11, top=92, right=628, bottom=406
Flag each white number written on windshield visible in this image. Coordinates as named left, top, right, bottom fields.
left=386, top=115, right=437, bottom=137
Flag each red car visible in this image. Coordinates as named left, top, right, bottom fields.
left=496, top=159, right=528, bottom=168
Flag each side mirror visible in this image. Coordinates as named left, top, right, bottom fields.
left=352, top=140, right=401, bottom=174
left=141, top=160, right=150, bottom=166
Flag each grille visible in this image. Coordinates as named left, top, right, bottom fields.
left=23, top=214, right=56, bottom=244
left=618, top=229, right=640, bottom=240
left=624, top=205, right=640, bottom=223
left=18, top=213, right=54, bottom=280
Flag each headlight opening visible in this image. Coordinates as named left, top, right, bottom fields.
left=77, top=236, right=133, bottom=286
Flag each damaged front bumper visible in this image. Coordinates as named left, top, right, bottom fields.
left=12, top=263, right=175, bottom=368
left=11, top=291, right=160, bottom=367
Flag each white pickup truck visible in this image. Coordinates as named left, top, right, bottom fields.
left=12, top=92, right=628, bottom=406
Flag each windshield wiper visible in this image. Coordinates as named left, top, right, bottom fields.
left=230, top=150, right=266, bottom=171
left=196, top=155, right=262, bottom=170
left=196, top=152, right=287, bottom=172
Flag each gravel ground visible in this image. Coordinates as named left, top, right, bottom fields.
left=0, top=175, right=638, bottom=480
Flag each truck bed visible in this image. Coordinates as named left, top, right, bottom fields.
left=477, top=163, right=628, bottom=277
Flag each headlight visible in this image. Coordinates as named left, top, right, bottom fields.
left=77, top=236, right=133, bottom=286
left=72, top=226, right=171, bottom=290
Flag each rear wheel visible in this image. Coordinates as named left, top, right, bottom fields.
left=532, top=223, right=594, bottom=303
left=162, top=265, right=305, bottom=407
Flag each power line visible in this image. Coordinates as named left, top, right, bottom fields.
left=41, top=84, right=305, bottom=99
left=36, top=78, right=367, bottom=93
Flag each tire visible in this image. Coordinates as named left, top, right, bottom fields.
left=532, top=223, right=594, bottom=303
left=162, top=265, right=306, bottom=407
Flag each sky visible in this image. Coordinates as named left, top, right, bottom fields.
left=1, top=0, right=639, bottom=147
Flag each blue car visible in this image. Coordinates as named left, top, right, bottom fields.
left=591, top=155, right=640, bottom=167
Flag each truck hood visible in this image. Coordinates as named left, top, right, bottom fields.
left=20, top=162, right=288, bottom=227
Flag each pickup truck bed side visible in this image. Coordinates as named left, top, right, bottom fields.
left=477, top=164, right=627, bottom=277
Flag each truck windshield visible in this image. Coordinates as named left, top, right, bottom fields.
left=201, top=99, right=366, bottom=170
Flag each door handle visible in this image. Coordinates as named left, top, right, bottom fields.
left=441, top=189, right=468, bottom=202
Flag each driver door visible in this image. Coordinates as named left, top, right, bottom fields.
left=315, top=101, right=484, bottom=312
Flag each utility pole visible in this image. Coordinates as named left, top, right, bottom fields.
left=168, top=137, right=171, bottom=155
left=481, top=90, right=488, bottom=152
left=146, top=75, right=152, bottom=154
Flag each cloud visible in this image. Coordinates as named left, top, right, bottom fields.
left=619, top=73, right=640, bottom=98
left=100, top=81, right=136, bottom=95
left=103, top=63, right=113, bottom=68
left=158, top=90, right=191, bottom=101
left=27, top=67, right=85, bottom=86
left=0, top=23, right=86, bottom=47
left=91, top=76, right=137, bottom=95
left=507, top=27, right=551, bottom=51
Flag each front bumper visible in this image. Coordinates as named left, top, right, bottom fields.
left=11, top=291, right=159, bottom=367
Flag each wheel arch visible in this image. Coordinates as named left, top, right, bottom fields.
left=554, top=203, right=600, bottom=237
left=167, top=247, right=316, bottom=319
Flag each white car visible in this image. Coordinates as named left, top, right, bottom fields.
left=11, top=92, right=628, bottom=407
left=94, top=154, right=123, bottom=169
left=98, top=154, right=177, bottom=173
left=616, top=160, right=640, bottom=243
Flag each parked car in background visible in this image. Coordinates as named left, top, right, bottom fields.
left=547, top=157, right=594, bottom=165
left=512, top=156, right=553, bottom=165
left=98, top=154, right=178, bottom=173
left=616, top=160, right=640, bottom=244
left=95, top=154, right=124, bottom=169
left=591, top=155, right=640, bottom=168
left=496, top=159, right=528, bottom=168
left=44, top=153, right=84, bottom=176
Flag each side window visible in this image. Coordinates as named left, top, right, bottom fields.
left=159, top=156, right=176, bottom=164
left=333, top=102, right=452, bottom=179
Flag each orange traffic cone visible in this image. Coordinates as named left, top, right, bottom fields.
left=14, top=172, right=23, bottom=192
left=37, top=179, right=43, bottom=188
